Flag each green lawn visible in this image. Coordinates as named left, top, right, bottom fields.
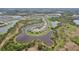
left=72, top=36, right=79, bottom=45
left=66, top=23, right=77, bottom=32
left=53, top=39, right=65, bottom=50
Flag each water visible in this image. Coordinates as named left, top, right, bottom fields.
left=0, top=16, right=23, bottom=34
left=52, top=21, right=59, bottom=28
left=0, top=16, right=22, bottom=21
left=73, top=20, right=79, bottom=25
left=0, top=20, right=19, bottom=34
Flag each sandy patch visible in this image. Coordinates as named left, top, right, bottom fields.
left=64, top=41, right=79, bottom=51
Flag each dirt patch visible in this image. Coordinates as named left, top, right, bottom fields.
left=58, top=48, right=66, bottom=51
left=27, top=44, right=38, bottom=51
left=64, top=41, right=79, bottom=51
left=23, top=43, right=39, bottom=51
left=58, top=41, right=79, bottom=51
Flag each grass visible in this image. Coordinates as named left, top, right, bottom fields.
left=1, top=41, right=27, bottom=51
left=66, top=23, right=77, bottom=32
left=53, top=39, right=65, bottom=50
left=72, top=36, right=79, bottom=45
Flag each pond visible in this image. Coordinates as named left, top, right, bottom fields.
left=73, top=20, right=79, bottom=25
left=52, top=21, right=60, bottom=28
left=0, top=20, right=19, bottom=34
left=0, top=16, right=23, bottom=34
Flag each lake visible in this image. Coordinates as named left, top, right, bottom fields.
left=73, top=20, right=79, bottom=25
left=0, top=16, right=23, bottom=34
